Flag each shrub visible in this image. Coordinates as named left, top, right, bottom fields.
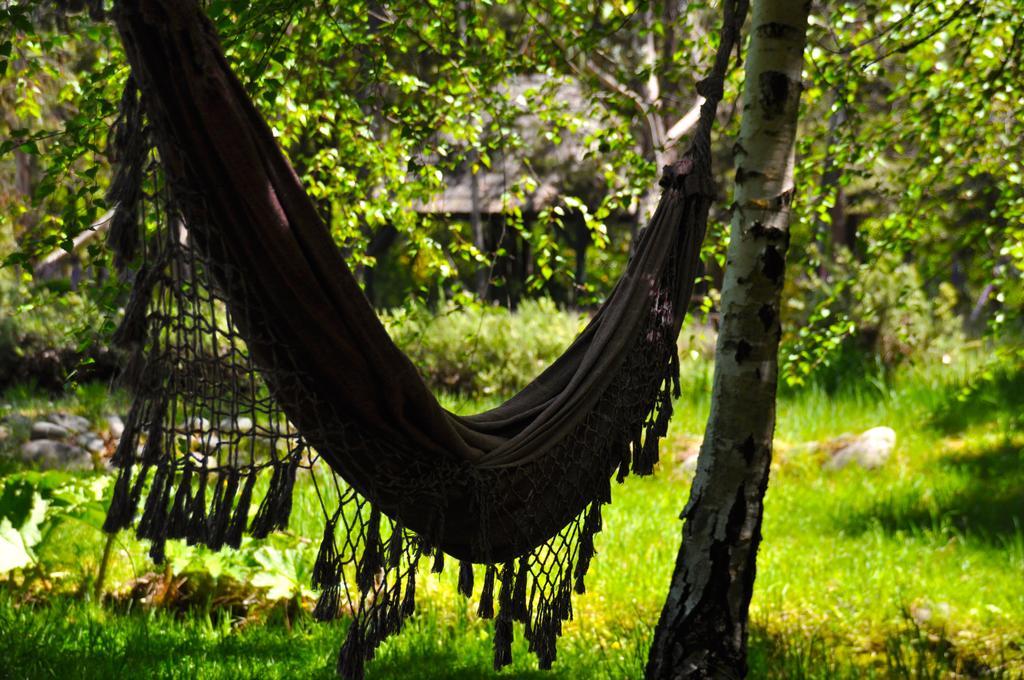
left=382, top=298, right=588, bottom=397
left=781, top=250, right=963, bottom=389
left=0, top=271, right=119, bottom=391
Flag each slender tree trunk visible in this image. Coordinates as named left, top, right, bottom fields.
left=646, top=2, right=810, bottom=678
left=568, top=211, right=590, bottom=307
left=469, top=162, right=488, bottom=298
left=361, top=223, right=398, bottom=307
left=814, top=91, right=847, bottom=270
left=457, top=0, right=489, bottom=300
left=829, top=185, right=854, bottom=252
left=14, top=148, right=38, bottom=233
left=637, top=143, right=678, bottom=227
left=93, top=532, right=116, bottom=601
left=634, top=2, right=667, bottom=238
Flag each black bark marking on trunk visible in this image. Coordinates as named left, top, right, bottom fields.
left=762, top=245, right=785, bottom=283
left=756, top=22, right=803, bottom=40
left=735, top=339, right=752, bottom=364
left=775, top=188, right=795, bottom=210
left=759, top=71, right=792, bottom=118
left=750, top=221, right=785, bottom=241
left=646, top=483, right=758, bottom=678
left=757, top=303, right=775, bottom=331
left=735, top=166, right=763, bottom=184
left=723, top=485, right=752, bottom=675
left=739, top=436, right=756, bottom=464
left=693, top=490, right=750, bottom=673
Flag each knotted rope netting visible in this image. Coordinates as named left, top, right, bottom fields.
left=100, top=0, right=744, bottom=676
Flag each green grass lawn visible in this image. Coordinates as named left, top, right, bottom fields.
left=1, top=350, right=1022, bottom=679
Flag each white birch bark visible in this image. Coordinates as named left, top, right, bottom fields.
left=646, top=1, right=811, bottom=677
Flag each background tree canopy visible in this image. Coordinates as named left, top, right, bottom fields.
left=2, top=1, right=1021, bottom=380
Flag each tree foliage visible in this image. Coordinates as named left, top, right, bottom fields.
left=1, top=0, right=1021, bottom=381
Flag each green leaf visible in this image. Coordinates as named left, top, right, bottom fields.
left=11, top=14, right=32, bottom=32
left=251, top=546, right=309, bottom=601
left=0, top=482, right=49, bottom=573
left=0, top=519, right=35, bottom=573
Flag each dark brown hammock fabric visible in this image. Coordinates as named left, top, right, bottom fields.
left=100, top=1, right=737, bottom=677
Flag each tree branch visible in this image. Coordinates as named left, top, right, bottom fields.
left=664, top=99, right=705, bottom=147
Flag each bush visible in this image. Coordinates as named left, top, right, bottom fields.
left=845, top=252, right=961, bottom=362
left=0, top=271, right=119, bottom=391
left=0, top=269, right=705, bottom=402
left=382, top=298, right=588, bottom=397
left=781, top=250, right=963, bottom=389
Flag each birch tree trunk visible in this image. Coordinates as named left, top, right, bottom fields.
left=646, top=1, right=811, bottom=678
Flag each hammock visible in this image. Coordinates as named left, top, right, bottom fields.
left=101, top=1, right=739, bottom=677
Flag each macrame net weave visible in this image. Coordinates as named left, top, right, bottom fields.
left=100, top=1, right=738, bottom=677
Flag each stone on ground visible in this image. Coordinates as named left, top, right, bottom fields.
left=218, top=416, right=254, bottom=433
left=31, top=421, right=71, bottom=441
left=824, top=426, right=896, bottom=470
left=46, top=413, right=91, bottom=434
left=76, top=432, right=106, bottom=454
left=18, top=440, right=93, bottom=471
left=106, top=414, right=125, bottom=439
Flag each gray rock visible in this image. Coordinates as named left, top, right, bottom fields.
left=46, top=413, right=91, bottom=434
left=825, top=426, right=896, bottom=470
left=106, top=415, right=125, bottom=439
left=0, top=425, right=8, bottom=443
left=77, top=433, right=106, bottom=454
left=259, top=421, right=293, bottom=438
left=185, top=416, right=211, bottom=433
left=218, top=416, right=254, bottom=433
left=31, top=421, right=70, bottom=441
left=18, top=440, right=93, bottom=471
